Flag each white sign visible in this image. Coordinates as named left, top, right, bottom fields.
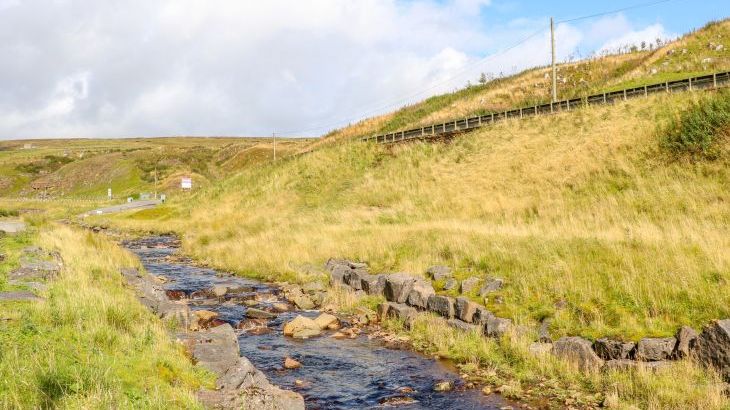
left=181, top=177, right=192, bottom=190
left=107, top=188, right=112, bottom=200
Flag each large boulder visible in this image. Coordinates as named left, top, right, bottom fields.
left=695, top=319, right=730, bottom=381
left=383, top=273, right=416, bottom=303
left=471, top=306, right=494, bottom=326
left=484, top=316, right=512, bottom=338
left=478, top=278, right=504, bottom=297
left=674, top=326, right=698, bottom=359
left=326, top=259, right=368, bottom=286
left=427, top=295, right=455, bottom=319
left=426, top=266, right=452, bottom=281
left=379, top=302, right=417, bottom=329
left=407, top=279, right=435, bottom=309
left=593, top=338, right=635, bottom=360
left=313, top=313, right=338, bottom=330
left=447, top=319, right=478, bottom=333
left=344, top=269, right=368, bottom=290
left=283, top=315, right=321, bottom=338
left=361, top=275, right=386, bottom=296
left=634, top=338, right=676, bottom=361
left=454, top=297, right=479, bottom=323
left=553, top=336, right=604, bottom=372
left=460, top=277, right=480, bottom=294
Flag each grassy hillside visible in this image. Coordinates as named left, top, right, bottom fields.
left=316, top=19, right=730, bottom=144
left=0, top=137, right=310, bottom=199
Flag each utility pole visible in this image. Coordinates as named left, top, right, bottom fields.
left=551, top=17, right=557, bottom=103
left=272, top=131, right=277, bottom=161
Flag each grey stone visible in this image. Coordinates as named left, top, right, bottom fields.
left=302, top=282, right=325, bottom=294
left=553, top=336, right=604, bottom=371
left=538, top=319, right=552, bottom=343
left=246, top=308, right=276, bottom=320
left=695, top=320, right=730, bottom=381
left=674, top=326, right=698, bottom=359
left=377, top=302, right=395, bottom=321
left=361, top=275, right=386, bottom=296
left=478, top=278, right=504, bottom=297
left=426, top=265, right=452, bottom=281
left=443, top=278, right=458, bottom=291
left=383, top=273, right=416, bottom=303
left=427, top=295, right=455, bottom=319
left=447, top=319, right=478, bottom=333
left=344, top=269, right=368, bottom=290
left=529, top=342, right=553, bottom=356
left=0, top=291, right=42, bottom=302
left=472, top=306, right=494, bottom=326
left=291, top=294, right=315, bottom=310
left=635, top=338, right=676, bottom=361
left=406, top=279, right=435, bottom=309
left=0, top=221, right=26, bottom=234
left=485, top=316, right=512, bottom=338
left=460, top=277, right=480, bottom=294
left=382, top=302, right=417, bottom=329
left=593, top=338, right=635, bottom=360
left=454, top=297, right=479, bottom=323
left=603, top=359, right=671, bottom=373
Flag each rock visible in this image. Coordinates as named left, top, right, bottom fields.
left=283, top=315, right=320, bottom=337
left=478, top=278, right=504, bottom=297
left=538, top=319, right=552, bottom=343
left=407, top=279, right=435, bottom=309
left=302, top=282, right=325, bottom=294
left=383, top=273, right=417, bottom=303
left=237, top=318, right=268, bottom=331
left=211, top=285, right=228, bottom=297
left=293, top=328, right=321, bottom=339
left=553, top=337, right=604, bottom=372
left=180, top=323, right=241, bottom=375
left=344, top=269, right=367, bottom=290
left=674, top=326, right=698, bottom=359
left=0, top=221, right=26, bottom=234
left=313, top=313, right=338, bottom=330
left=377, top=302, right=394, bottom=321
left=272, top=302, right=291, bottom=312
left=443, top=278, right=458, bottom=291
left=246, top=308, right=276, bottom=320
left=326, top=259, right=368, bottom=287
left=454, top=297, right=479, bottom=323
left=284, top=357, right=301, bottom=369
left=0, top=291, right=42, bottom=302
left=427, top=295, right=455, bottom=319
left=593, top=338, right=635, bottom=360
left=386, top=303, right=418, bottom=329
left=603, top=359, right=671, bottom=373
left=634, top=338, right=676, bottom=361
left=481, top=386, right=492, bottom=395
left=361, top=275, right=386, bottom=296
left=460, top=277, right=480, bottom=294
left=695, top=319, right=730, bottom=381
left=165, top=289, right=187, bottom=300
left=426, top=266, right=452, bottom=281
left=433, top=380, right=454, bottom=392
left=472, top=306, right=494, bottom=326
left=529, top=342, right=553, bottom=356
left=447, top=319, right=478, bottom=333
left=354, top=307, right=376, bottom=324
left=291, top=294, right=315, bottom=310
left=485, top=316, right=512, bottom=338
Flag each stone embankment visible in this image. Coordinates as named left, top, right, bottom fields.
left=327, top=259, right=730, bottom=380
left=120, top=267, right=305, bottom=410
left=0, top=245, right=60, bottom=302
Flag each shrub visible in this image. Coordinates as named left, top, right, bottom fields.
left=659, top=91, right=730, bottom=160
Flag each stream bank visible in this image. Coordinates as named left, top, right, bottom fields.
left=122, top=235, right=516, bottom=409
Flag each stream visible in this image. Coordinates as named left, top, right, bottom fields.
left=124, top=236, right=513, bottom=410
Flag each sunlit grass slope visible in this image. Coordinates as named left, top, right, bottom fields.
left=106, top=90, right=730, bottom=342
left=0, top=225, right=209, bottom=408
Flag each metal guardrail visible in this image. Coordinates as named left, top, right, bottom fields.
left=363, top=71, right=730, bottom=144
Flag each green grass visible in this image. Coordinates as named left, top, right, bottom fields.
left=0, top=225, right=211, bottom=408
left=659, top=89, right=730, bottom=160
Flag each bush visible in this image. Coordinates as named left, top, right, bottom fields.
left=660, top=91, right=730, bottom=160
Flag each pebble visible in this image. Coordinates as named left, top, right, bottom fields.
left=284, top=356, right=301, bottom=369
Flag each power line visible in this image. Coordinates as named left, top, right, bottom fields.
left=278, top=0, right=684, bottom=137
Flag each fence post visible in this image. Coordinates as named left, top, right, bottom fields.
left=623, top=89, right=627, bottom=100
left=550, top=102, right=554, bottom=113
left=688, top=77, right=693, bottom=91
left=491, top=113, right=495, bottom=122
left=603, top=93, right=607, bottom=103
left=519, top=108, right=523, bottom=119
left=665, top=81, right=669, bottom=93
left=567, top=100, right=570, bottom=111
left=644, top=85, right=648, bottom=97
left=478, top=116, right=482, bottom=126
left=535, top=105, right=538, bottom=115
left=714, top=73, right=717, bottom=88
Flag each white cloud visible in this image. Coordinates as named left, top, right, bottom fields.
left=0, top=2, right=671, bottom=139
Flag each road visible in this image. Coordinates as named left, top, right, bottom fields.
left=79, top=200, right=161, bottom=218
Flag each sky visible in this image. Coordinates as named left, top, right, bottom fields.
left=0, top=0, right=727, bottom=140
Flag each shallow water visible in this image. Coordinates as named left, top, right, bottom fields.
left=124, top=236, right=510, bottom=410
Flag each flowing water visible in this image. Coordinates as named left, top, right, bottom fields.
left=124, top=236, right=512, bottom=410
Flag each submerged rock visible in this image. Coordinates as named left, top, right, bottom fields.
left=284, top=356, right=302, bottom=369
left=283, top=315, right=321, bottom=338
left=246, top=308, right=276, bottom=320
left=433, top=380, right=454, bottom=392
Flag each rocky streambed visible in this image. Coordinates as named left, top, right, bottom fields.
left=123, top=236, right=515, bottom=409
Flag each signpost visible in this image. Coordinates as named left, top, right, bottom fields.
left=181, top=177, right=192, bottom=190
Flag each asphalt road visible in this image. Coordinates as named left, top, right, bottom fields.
left=80, top=200, right=161, bottom=217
